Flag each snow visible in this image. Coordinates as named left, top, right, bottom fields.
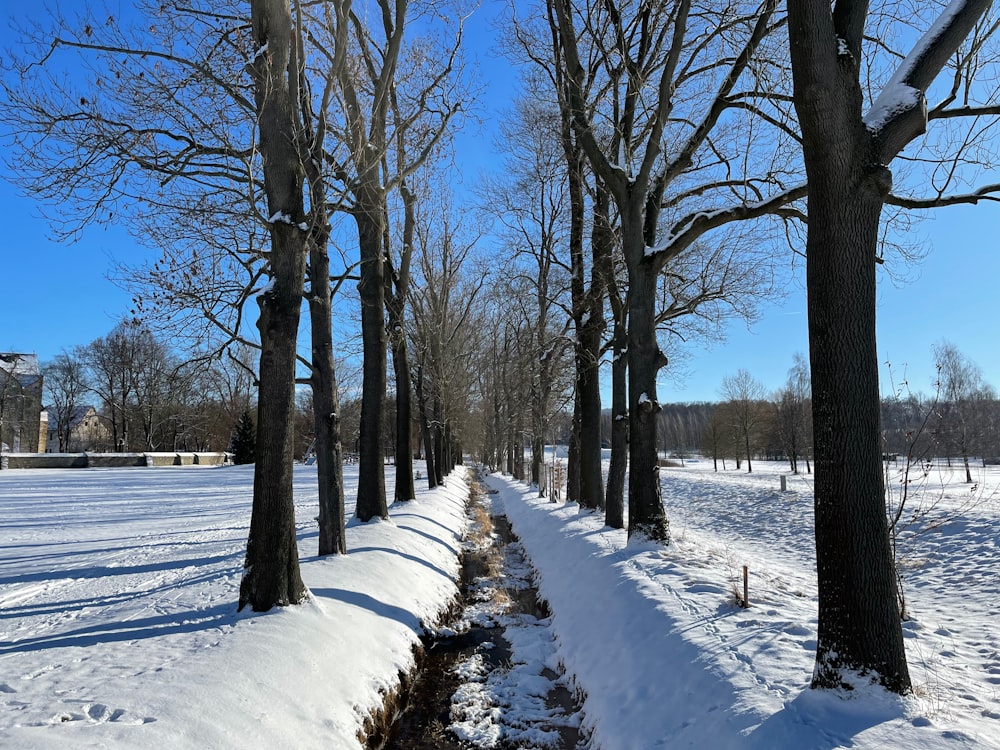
left=0, top=463, right=467, bottom=748
left=2, top=458, right=999, bottom=748
left=488, top=461, right=1000, bottom=748
left=253, top=278, right=275, bottom=298
left=864, top=83, right=925, bottom=133
left=864, top=0, right=968, bottom=131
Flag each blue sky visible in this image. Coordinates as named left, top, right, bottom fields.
left=2, top=4, right=998, bottom=404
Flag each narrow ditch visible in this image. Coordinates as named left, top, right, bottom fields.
left=373, top=479, right=586, bottom=749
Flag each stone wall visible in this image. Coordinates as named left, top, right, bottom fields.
left=0, top=452, right=231, bottom=469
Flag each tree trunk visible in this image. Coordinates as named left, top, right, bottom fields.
left=625, top=231, right=669, bottom=543
left=392, top=340, right=415, bottom=499
left=514, top=410, right=525, bottom=480
left=443, top=421, right=454, bottom=476
left=239, top=0, right=307, bottom=611
left=414, top=364, right=437, bottom=489
left=389, top=327, right=415, bottom=502
left=807, top=182, right=909, bottom=693
left=531, top=433, right=544, bottom=488
left=354, top=196, right=388, bottom=521
left=578, top=187, right=607, bottom=511
left=567, top=391, right=581, bottom=503
left=506, top=418, right=515, bottom=476
left=310, top=243, right=347, bottom=556
left=432, top=391, right=445, bottom=486
left=605, top=318, right=627, bottom=529
left=578, top=313, right=604, bottom=510
left=788, top=0, right=913, bottom=694
left=492, top=362, right=504, bottom=471
left=386, top=182, right=416, bottom=504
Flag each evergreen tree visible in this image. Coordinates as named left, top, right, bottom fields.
left=232, top=410, right=256, bottom=465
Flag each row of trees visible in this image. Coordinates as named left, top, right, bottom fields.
left=651, top=345, right=1000, bottom=476
left=3, top=0, right=474, bottom=605
left=7, top=0, right=1000, bottom=697
left=462, top=0, right=1000, bottom=695
left=45, top=320, right=256, bottom=453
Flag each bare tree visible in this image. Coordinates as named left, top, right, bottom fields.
left=309, top=0, right=465, bottom=522
left=504, top=11, right=607, bottom=510
left=720, top=369, right=766, bottom=473
left=83, top=320, right=149, bottom=451
left=788, top=0, right=1000, bottom=694
left=1, top=0, right=356, bottom=559
left=483, top=96, right=574, bottom=490
left=409, top=199, right=486, bottom=487
left=772, top=353, right=812, bottom=474
left=549, top=0, right=802, bottom=541
left=43, top=350, right=90, bottom=452
left=701, top=405, right=736, bottom=472
left=933, top=341, right=992, bottom=482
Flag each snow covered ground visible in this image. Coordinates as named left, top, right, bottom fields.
left=489, top=459, right=1000, bottom=748
left=0, top=461, right=469, bottom=748
left=1, top=458, right=998, bottom=748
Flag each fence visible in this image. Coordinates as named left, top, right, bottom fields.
left=539, top=462, right=566, bottom=501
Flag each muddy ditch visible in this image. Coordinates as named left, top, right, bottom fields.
left=367, top=478, right=586, bottom=750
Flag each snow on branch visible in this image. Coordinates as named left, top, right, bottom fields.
left=268, top=210, right=309, bottom=231
left=644, top=183, right=808, bottom=265
left=886, top=182, right=1000, bottom=209
left=866, top=0, right=992, bottom=161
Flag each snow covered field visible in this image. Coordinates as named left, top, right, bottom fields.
left=0, top=461, right=470, bottom=748
left=490, top=460, right=1000, bottom=748
left=1, top=459, right=998, bottom=748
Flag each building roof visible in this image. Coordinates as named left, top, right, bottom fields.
left=45, top=404, right=99, bottom=431
left=0, top=353, right=41, bottom=386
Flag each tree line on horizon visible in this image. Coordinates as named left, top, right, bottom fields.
left=5, top=0, right=1000, bottom=698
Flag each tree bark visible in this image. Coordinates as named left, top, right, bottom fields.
left=788, top=0, right=928, bottom=693
left=239, top=0, right=307, bottom=611
left=807, top=179, right=909, bottom=692
left=580, top=182, right=611, bottom=511
left=390, top=332, right=415, bottom=501
left=386, top=180, right=416, bottom=503
left=414, top=363, right=437, bottom=489
left=567, top=391, right=581, bottom=503
left=309, top=243, right=347, bottom=556
left=354, top=190, right=389, bottom=521
left=625, top=218, right=669, bottom=542
left=605, top=324, right=627, bottom=530
left=432, top=390, right=445, bottom=485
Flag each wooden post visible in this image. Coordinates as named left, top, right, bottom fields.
left=780, top=474, right=787, bottom=492
left=742, top=565, right=749, bottom=608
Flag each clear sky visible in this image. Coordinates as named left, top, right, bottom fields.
left=2, top=3, right=998, bottom=404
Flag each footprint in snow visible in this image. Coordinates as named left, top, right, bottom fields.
left=48, top=704, right=156, bottom=725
